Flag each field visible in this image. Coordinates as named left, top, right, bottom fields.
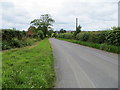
left=2, top=39, right=55, bottom=88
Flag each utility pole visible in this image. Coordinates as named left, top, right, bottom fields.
left=118, top=1, right=120, bottom=27
left=76, top=18, right=78, bottom=31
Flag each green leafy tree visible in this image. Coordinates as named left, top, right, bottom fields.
left=12, top=28, right=16, bottom=31
left=59, top=29, right=66, bottom=33
left=111, top=27, right=120, bottom=30
left=74, top=25, right=82, bottom=37
left=28, top=26, right=37, bottom=33
left=48, top=29, right=54, bottom=37
left=37, top=30, right=44, bottom=39
left=31, top=14, right=55, bottom=37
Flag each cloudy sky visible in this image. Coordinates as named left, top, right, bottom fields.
left=0, top=0, right=119, bottom=31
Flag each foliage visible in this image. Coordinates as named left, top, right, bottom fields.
left=56, top=30, right=120, bottom=46
left=59, top=29, right=66, bottom=33
left=74, top=25, right=81, bottom=37
left=105, top=30, right=120, bottom=46
left=28, top=26, right=37, bottom=33
left=111, top=27, right=120, bottom=30
left=2, top=29, right=25, bottom=41
left=2, top=38, right=38, bottom=50
left=57, top=38, right=120, bottom=54
left=1, top=29, right=43, bottom=50
left=2, top=41, right=11, bottom=50
left=52, top=33, right=57, bottom=38
left=31, top=14, right=55, bottom=37
left=57, top=33, right=73, bottom=39
left=76, top=32, right=89, bottom=41
left=37, top=30, right=44, bottom=39
left=2, top=39, right=55, bottom=88
left=48, top=30, right=54, bottom=37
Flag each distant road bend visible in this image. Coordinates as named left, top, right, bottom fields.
left=49, top=38, right=118, bottom=88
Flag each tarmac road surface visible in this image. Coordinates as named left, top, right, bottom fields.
left=49, top=38, right=118, bottom=88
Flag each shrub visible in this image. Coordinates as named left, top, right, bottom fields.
left=2, top=39, right=38, bottom=50
left=64, top=33, right=73, bottom=39
left=56, top=33, right=73, bottom=39
left=96, top=31, right=106, bottom=44
left=2, top=29, right=24, bottom=41
left=37, top=30, right=44, bottom=39
left=76, top=32, right=89, bottom=41
left=2, top=41, right=11, bottom=50
left=87, top=32, right=99, bottom=43
left=1, top=29, right=40, bottom=50
left=105, top=30, right=120, bottom=46
left=111, top=27, right=120, bottom=30
left=9, top=39, right=23, bottom=48
left=56, top=30, right=120, bottom=46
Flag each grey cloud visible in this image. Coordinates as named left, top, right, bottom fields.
left=0, top=0, right=119, bottom=31
left=1, top=1, right=31, bottom=30
left=54, top=1, right=118, bottom=31
left=1, top=1, right=14, bottom=9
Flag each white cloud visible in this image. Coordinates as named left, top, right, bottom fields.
left=0, top=0, right=119, bottom=31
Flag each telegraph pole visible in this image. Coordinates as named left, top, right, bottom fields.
left=76, top=18, right=78, bottom=31
left=118, top=1, right=120, bottom=27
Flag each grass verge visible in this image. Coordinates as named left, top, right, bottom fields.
left=57, top=38, right=120, bottom=54
left=2, top=39, right=55, bottom=88
left=2, top=38, right=39, bottom=50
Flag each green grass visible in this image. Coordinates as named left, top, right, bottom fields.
left=0, top=53, right=1, bottom=89
left=2, top=39, right=55, bottom=88
left=2, top=38, right=39, bottom=50
left=57, top=38, right=120, bottom=54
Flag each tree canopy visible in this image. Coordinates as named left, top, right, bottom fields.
left=30, top=14, right=55, bottom=37
left=74, top=25, right=82, bottom=37
left=59, top=29, right=66, bottom=33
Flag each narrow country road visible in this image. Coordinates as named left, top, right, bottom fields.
left=49, top=38, right=118, bottom=88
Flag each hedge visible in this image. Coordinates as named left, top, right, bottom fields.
left=2, top=29, right=26, bottom=41
left=1, top=29, right=39, bottom=50
left=56, top=30, right=120, bottom=46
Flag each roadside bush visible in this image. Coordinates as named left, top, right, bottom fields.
left=58, top=38, right=120, bottom=53
left=105, top=30, right=120, bottom=46
left=111, top=27, right=120, bottom=30
left=1, top=29, right=40, bottom=50
left=56, top=34, right=64, bottom=38
left=56, top=33, right=73, bottom=39
left=96, top=31, right=106, bottom=44
left=87, top=32, right=99, bottom=43
left=2, top=41, right=11, bottom=50
left=56, top=30, right=120, bottom=46
left=2, top=38, right=38, bottom=50
left=76, top=32, right=89, bottom=41
left=38, top=30, right=44, bottom=40
left=100, top=43, right=119, bottom=53
left=2, top=29, right=24, bottom=41
left=64, top=33, right=73, bottom=39
left=9, top=39, right=24, bottom=48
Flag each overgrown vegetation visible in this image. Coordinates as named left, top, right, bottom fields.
left=2, top=29, right=39, bottom=50
left=2, top=38, right=38, bottom=50
left=2, top=29, right=26, bottom=41
left=56, top=27, right=120, bottom=53
left=1, top=14, right=55, bottom=50
left=30, top=14, right=55, bottom=37
left=2, top=39, right=55, bottom=88
left=74, top=25, right=81, bottom=38
left=1, top=14, right=56, bottom=88
left=57, top=38, right=120, bottom=54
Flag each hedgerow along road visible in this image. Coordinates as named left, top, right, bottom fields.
left=49, top=38, right=118, bottom=88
